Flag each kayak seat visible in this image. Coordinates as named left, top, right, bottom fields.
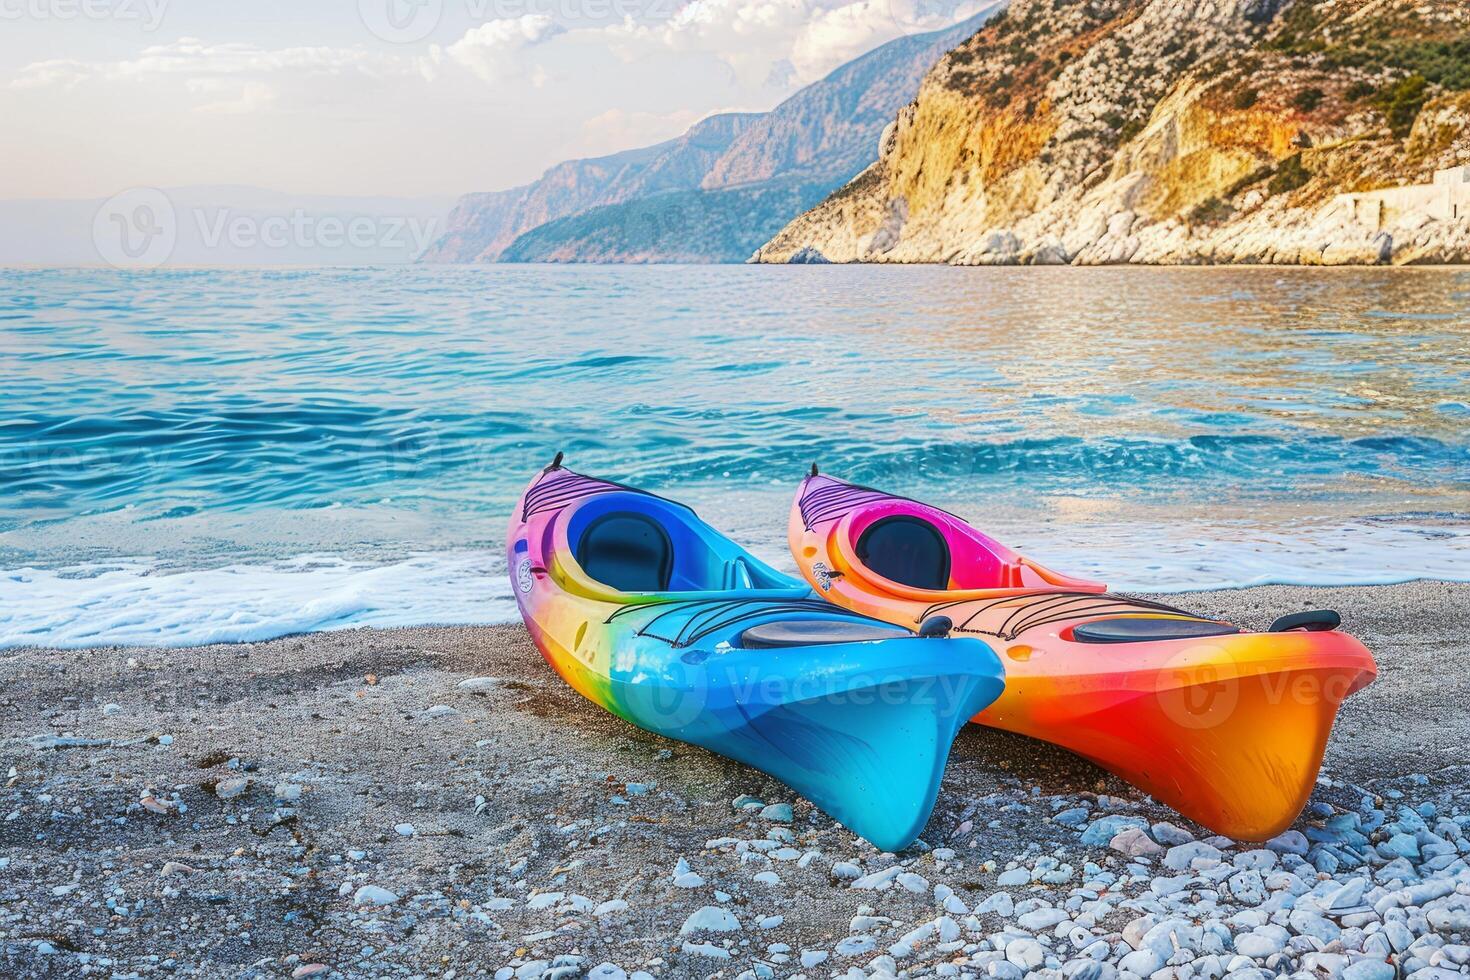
left=1073, top=617, right=1238, bottom=644
left=856, top=516, right=951, bottom=591
left=741, top=620, right=908, bottom=648
left=577, top=511, right=673, bottom=593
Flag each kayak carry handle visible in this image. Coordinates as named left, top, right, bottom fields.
left=1269, top=609, right=1341, bottom=633
left=918, top=616, right=953, bottom=638
left=546, top=451, right=565, bottom=472
left=810, top=463, right=819, bottom=477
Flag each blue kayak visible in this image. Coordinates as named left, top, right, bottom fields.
left=508, top=459, right=1005, bottom=851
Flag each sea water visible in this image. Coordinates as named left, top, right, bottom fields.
left=3, top=264, right=1468, bottom=648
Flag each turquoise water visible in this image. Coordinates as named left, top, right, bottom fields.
left=3, top=265, right=1469, bottom=647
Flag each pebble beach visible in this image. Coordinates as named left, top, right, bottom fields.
left=2, top=581, right=1468, bottom=980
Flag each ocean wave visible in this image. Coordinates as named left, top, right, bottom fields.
left=3, top=404, right=1467, bottom=529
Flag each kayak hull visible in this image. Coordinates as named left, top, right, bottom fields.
left=510, top=465, right=1005, bottom=851
left=789, top=473, right=1377, bottom=841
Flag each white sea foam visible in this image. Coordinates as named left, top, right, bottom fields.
left=1016, top=514, right=1470, bottom=593
left=0, top=552, right=514, bottom=650
left=2, top=516, right=1467, bottom=649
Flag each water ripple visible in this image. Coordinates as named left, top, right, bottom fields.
left=3, top=265, right=1469, bottom=643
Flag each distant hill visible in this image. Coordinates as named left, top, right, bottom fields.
left=421, top=6, right=1004, bottom=264
left=498, top=177, right=836, bottom=264
left=421, top=113, right=763, bottom=264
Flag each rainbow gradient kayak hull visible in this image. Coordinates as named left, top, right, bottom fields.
left=789, top=472, right=1377, bottom=841
left=508, top=461, right=1005, bottom=851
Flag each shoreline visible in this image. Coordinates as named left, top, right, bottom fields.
left=3, top=581, right=1468, bottom=976
left=8, top=514, right=1470, bottom=651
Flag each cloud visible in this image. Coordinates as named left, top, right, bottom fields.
left=188, top=80, right=280, bottom=116
left=9, top=38, right=398, bottom=92
left=792, top=0, right=993, bottom=80
left=2, top=2, right=996, bottom=199
left=437, top=15, right=566, bottom=83
left=602, top=0, right=989, bottom=87
left=3, top=17, right=573, bottom=96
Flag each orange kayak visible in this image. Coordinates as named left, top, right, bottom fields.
left=788, top=471, right=1378, bottom=841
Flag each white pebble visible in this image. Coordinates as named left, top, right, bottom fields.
left=680, top=905, right=741, bottom=934
left=352, top=885, right=399, bottom=906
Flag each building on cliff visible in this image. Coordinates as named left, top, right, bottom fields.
left=1330, top=166, right=1470, bottom=229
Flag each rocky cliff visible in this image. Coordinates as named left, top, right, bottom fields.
left=754, top=0, right=1470, bottom=265
left=422, top=7, right=1002, bottom=264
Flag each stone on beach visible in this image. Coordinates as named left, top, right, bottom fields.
left=1018, top=907, right=1070, bottom=930
left=679, top=906, right=741, bottom=934
left=1111, top=827, right=1162, bottom=857
left=850, top=865, right=904, bottom=890
left=896, top=871, right=929, bottom=893
left=1006, top=938, right=1045, bottom=970
left=997, top=867, right=1030, bottom=887
left=680, top=941, right=729, bottom=959
left=214, top=777, right=249, bottom=800
left=1163, top=841, right=1222, bottom=870
left=352, top=885, right=399, bottom=906
left=1150, top=821, right=1194, bottom=845
left=672, top=857, right=705, bottom=888
left=1227, top=869, right=1267, bottom=904
left=1234, top=930, right=1286, bottom=958
left=1081, top=816, right=1148, bottom=846
left=759, top=802, right=793, bottom=823
left=1266, top=830, right=1310, bottom=856
left=456, top=677, right=505, bottom=692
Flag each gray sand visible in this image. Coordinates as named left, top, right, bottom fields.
left=2, top=582, right=1468, bottom=978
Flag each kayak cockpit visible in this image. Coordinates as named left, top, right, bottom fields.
left=841, top=500, right=1104, bottom=595
left=554, top=490, right=810, bottom=602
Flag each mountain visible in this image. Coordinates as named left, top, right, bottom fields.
left=498, top=177, right=837, bottom=264
left=754, top=0, right=1470, bottom=266
left=422, top=113, right=762, bottom=263
left=421, top=6, right=1005, bottom=264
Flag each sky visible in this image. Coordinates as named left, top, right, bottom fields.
left=1, top=0, right=986, bottom=201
